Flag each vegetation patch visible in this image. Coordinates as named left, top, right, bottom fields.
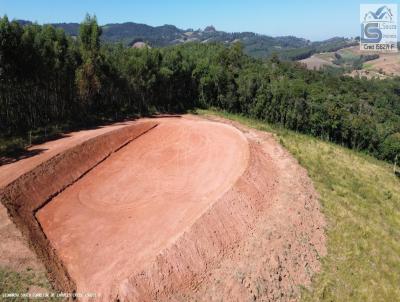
left=0, top=267, right=51, bottom=302
left=362, top=63, right=373, bottom=70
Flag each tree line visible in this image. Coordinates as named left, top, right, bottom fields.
left=0, top=15, right=399, bottom=162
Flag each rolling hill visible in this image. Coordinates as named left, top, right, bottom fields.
left=17, top=19, right=356, bottom=59
left=300, top=45, right=400, bottom=78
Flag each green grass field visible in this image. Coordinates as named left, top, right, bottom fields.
left=198, top=109, right=400, bottom=302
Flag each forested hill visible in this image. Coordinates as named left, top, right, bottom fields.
left=1, top=15, right=400, bottom=164
left=16, top=19, right=357, bottom=59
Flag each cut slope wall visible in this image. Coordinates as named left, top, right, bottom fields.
left=115, top=142, right=277, bottom=301
left=0, top=122, right=158, bottom=292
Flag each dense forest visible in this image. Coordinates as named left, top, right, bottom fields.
left=1, top=15, right=399, bottom=162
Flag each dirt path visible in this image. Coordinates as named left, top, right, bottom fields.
left=0, top=122, right=136, bottom=188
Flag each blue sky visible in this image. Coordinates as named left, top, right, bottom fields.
left=1, top=0, right=399, bottom=40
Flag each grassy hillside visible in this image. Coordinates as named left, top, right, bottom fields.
left=198, top=109, right=400, bottom=301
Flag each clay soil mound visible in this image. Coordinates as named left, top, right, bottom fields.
left=0, top=116, right=326, bottom=301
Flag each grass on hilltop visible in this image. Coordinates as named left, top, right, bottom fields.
left=197, top=109, right=400, bottom=302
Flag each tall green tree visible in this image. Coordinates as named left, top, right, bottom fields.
left=75, top=14, right=103, bottom=109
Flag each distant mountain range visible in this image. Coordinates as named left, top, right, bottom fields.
left=17, top=20, right=358, bottom=59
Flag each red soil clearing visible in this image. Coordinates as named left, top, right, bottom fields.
left=0, top=116, right=326, bottom=301
left=36, top=119, right=249, bottom=298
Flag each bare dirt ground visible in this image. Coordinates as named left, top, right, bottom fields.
left=0, top=121, right=138, bottom=292
left=299, top=55, right=335, bottom=70
left=0, top=204, right=44, bottom=272
left=358, top=52, right=400, bottom=77
left=171, top=115, right=327, bottom=302
left=36, top=119, right=249, bottom=298
left=0, top=115, right=326, bottom=301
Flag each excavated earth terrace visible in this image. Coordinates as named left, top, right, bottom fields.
left=0, top=116, right=326, bottom=301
